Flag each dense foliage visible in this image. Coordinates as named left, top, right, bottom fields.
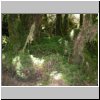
left=2, top=14, right=98, bottom=86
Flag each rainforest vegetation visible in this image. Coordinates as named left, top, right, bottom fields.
left=2, top=14, right=98, bottom=86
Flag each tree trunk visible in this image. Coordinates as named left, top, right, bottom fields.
left=8, top=14, right=24, bottom=52
left=7, top=14, right=42, bottom=53
left=34, top=14, right=42, bottom=40
left=80, top=14, right=83, bottom=28
left=8, top=14, right=35, bottom=53
left=56, top=14, right=62, bottom=36
left=72, top=14, right=98, bottom=65
left=63, top=14, right=69, bottom=34
left=22, top=14, right=42, bottom=52
left=91, top=14, right=98, bottom=24
left=63, top=14, right=70, bottom=40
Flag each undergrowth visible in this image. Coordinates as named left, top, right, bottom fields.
left=2, top=36, right=98, bottom=86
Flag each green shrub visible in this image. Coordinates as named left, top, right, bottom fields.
left=12, top=52, right=34, bottom=80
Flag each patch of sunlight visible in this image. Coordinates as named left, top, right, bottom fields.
left=48, top=36, right=51, bottom=39
left=36, top=83, right=42, bottom=86
left=2, top=54, right=6, bottom=60
left=50, top=71, right=63, bottom=80
left=12, top=56, right=23, bottom=77
left=54, top=73, right=63, bottom=80
left=42, top=26, right=45, bottom=30
left=47, top=14, right=56, bottom=23
left=77, top=23, right=80, bottom=29
left=15, top=60, right=22, bottom=71
left=70, top=29, right=74, bottom=40
left=20, top=73, right=26, bottom=78
left=2, top=36, right=8, bottom=44
left=12, top=56, right=20, bottom=65
left=64, top=40, right=68, bottom=47
left=58, top=38, right=63, bottom=44
left=74, top=14, right=80, bottom=19
left=50, top=71, right=58, bottom=77
left=30, top=55, right=45, bottom=68
left=73, top=14, right=80, bottom=23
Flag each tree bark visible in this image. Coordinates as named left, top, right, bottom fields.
left=72, top=14, right=98, bottom=65
left=63, top=14, right=69, bottom=34
left=8, top=14, right=24, bottom=52
left=34, top=14, right=42, bottom=40
left=22, top=14, right=42, bottom=52
left=56, top=14, right=62, bottom=36
left=80, top=14, right=83, bottom=28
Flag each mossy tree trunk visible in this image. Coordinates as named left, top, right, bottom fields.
left=8, top=14, right=33, bottom=52
left=8, top=14, right=26, bottom=53
left=22, top=14, right=42, bottom=52
left=8, top=14, right=42, bottom=53
left=72, top=14, right=98, bottom=65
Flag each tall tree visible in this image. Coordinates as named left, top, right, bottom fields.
left=72, top=14, right=98, bottom=65
left=63, top=14, right=69, bottom=34
left=8, top=14, right=26, bottom=52
left=34, top=14, right=42, bottom=39
left=63, top=14, right=70, bottom=40
left=80, top=14, right=83, bottom=28
left=91, top=14, right=98, bottom=24
left=22, top=14, right=42, bottom=52
left=8, top=14, right=42, bottom=53
left=56, top=14, right=62, bottom=35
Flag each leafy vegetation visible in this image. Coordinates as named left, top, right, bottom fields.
left=2, top=14, right=98, bottom=86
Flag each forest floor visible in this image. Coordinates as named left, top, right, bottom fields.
left=2, top=36, right=98, bottom=86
